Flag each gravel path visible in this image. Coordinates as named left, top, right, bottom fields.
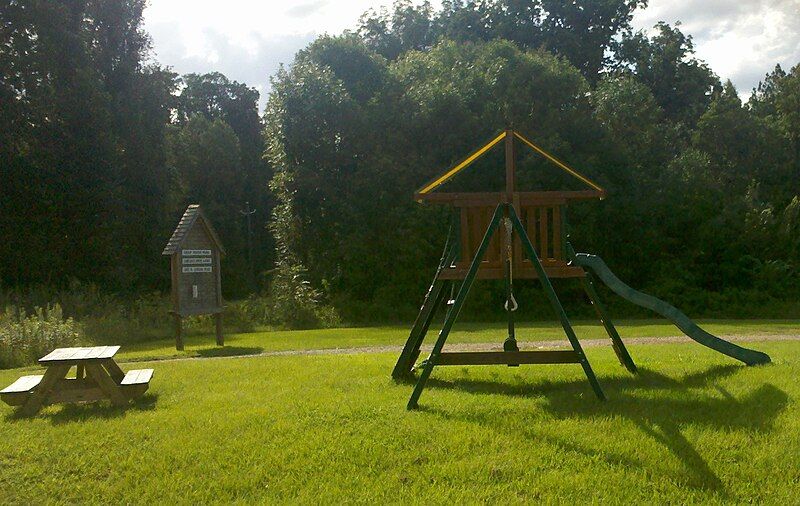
left=151, top=333, right=800, bottom=363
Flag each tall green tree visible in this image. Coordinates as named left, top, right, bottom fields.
left=363, top=0, right=645, bottom=83
left=266, top=37, right=615, bottom=319
left=613, top=22, right=720, bottom=128
left=0, top=0, right=176, bottom=289
left=173, top=72, right=273, bottom=291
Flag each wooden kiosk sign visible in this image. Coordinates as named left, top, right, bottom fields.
left=163, top=204, right=225, bottom=350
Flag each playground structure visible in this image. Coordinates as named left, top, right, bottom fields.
left=393, top=129, right=771, bottom=410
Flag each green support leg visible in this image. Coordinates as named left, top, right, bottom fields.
left=581, top=272, right=638, bottom=373
left=566, top=241, right=636, bottom=373
left=392, top=279, right=448, bottom=379
left=409, top=281, right=450, bottom=369
left=407, top=205, right=505, bottom=410
left=393, top=225, right=459, bottom=380
left=508, top=207, right=605, bottom=400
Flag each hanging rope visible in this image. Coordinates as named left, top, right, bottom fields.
left=503, top=217, right=518, bottom=312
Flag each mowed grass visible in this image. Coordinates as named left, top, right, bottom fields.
left=116, top=319, right=800, bottom=362
left=1, top=339, right=799, bottom=503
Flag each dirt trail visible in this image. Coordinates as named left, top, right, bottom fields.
left=151, top=333, right=800, bottom=363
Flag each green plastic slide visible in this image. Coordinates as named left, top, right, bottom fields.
left=572, top=253, right=771, bottom=366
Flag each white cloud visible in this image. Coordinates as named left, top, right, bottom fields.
left=143, top=0, right=399, bottom=110
left=632, top=0, right=800, bottom=97
left=143, top=0, right=800, bottom=110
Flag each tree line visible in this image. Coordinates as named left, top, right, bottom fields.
left=2, top=0, right=799, bottom=325
left=1, top=0, right=271, bottom=297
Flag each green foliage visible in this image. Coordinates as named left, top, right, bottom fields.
left=365, top=0, right=645, bottom=82
left=0, top=304, right=82, bottom=369
left=593, top=73, right=665, bottom=167
left=266, top=36, right=607, bottom=322
left=0, top=0, right=177, bottom=290
left=167, top=72, right=273, bottom=297
left=266, top=14, right=800, bottom=322
left=614, top=22, right=720, bottom=127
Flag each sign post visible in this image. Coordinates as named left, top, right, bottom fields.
left=163, top=205, right=226, bottom=350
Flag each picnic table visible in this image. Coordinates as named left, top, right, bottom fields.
left=0, top=346, right=153, bottom=416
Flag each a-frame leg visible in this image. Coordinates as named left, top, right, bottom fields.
left=581, top=272, right=638, bottom=373
left=566, top=241, right=636, bottom=374
left=393, top=229, right=459, bottom=380
left=392, top=279, right=448, bottom=380
left=508, top=207, right=606, bottom=400
left=407, top=205, right=505, bottom=409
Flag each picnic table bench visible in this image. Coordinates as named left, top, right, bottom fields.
left=0, top=346, right=153, bottom=416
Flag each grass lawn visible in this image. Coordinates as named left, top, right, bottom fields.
left=0, top=337, right=798, bottom=503
left=114, top=319, right=800, bottom=363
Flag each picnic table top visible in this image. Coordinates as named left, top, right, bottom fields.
left=39, top=346, right=121, bottom=364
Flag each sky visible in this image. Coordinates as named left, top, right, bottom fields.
left=143, top=0, right=800, bottom=111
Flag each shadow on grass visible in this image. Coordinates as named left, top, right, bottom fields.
left=421, top=365, right=788, bottom=497
left=195, top=346, right=264, bottom=358
left=5, top=393, right=159, bottom=424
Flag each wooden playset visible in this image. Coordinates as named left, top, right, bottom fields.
left=163, top=204, right=226, bottom=350
left=393, top=129, right=771, bottom=410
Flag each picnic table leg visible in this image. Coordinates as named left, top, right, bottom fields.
left=19, top=364, right=70, bottom=417
left=85, top=363, right=128, bottom=407
left=76, top=364, right=85, bottom=380
left=101, top=359, right=125, bottom=384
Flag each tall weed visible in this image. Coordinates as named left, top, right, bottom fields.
left=0, top=304, right=83, bottom=369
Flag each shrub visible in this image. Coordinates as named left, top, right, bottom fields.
left=0, top=304, right=83, bottom=369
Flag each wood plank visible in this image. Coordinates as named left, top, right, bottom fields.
left=552, top=205, right=562, bottom=261
left=527, top=206, right=538, bottom=253
left=84, top=347, right=103, bottom=360
left=485, top=206, right=502, bottom=266
left=121, top=369, right=154, bottom=385
left=102, top=359, right=126, bottom=384
left=1, top=375, right=44, bottom=407
left=517, top=190, right=602, bottom=204
left=19, top=364, right=70, bottom=416
left=38, top=347, right=75, bottom=362
left=482, top=206, right=495, bottom=263
left=1, top=375, right=44, bottom=394
left=469, top=207, right=483, bottom=264
left=434, top=350, right=581, bottom=365
left=39, top=346, right=120, bottom=364
left=415, top=190, right=603, bottom=205
left=459, top=207, right=471, bottom=269
left=47, top=386, right=106, bottom=404
left=439, top=265, right=586, bottom=280
left=121, top=383, right=150, bottom=399
left=1, top=391, right=33, bottom=406
left=515, top=207, right=526, bottom=263
left=539, top=207, right=549, bottom=260
left=416, top=192, right=504, bottom=204
left=505, top=128, right=515, bottom=194
left=120, top=369, right=153, bottom=399
left=96, top=346, right=120, bottom=360
left=85, top=363, right=128, bottom=406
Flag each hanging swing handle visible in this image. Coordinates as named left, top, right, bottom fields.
left=503, top=217, right=518, bottom=312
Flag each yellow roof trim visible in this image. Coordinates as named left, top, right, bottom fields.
left=417, top=131, right=506, bottom=195
left=513, top=131, right=604, bottom=193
